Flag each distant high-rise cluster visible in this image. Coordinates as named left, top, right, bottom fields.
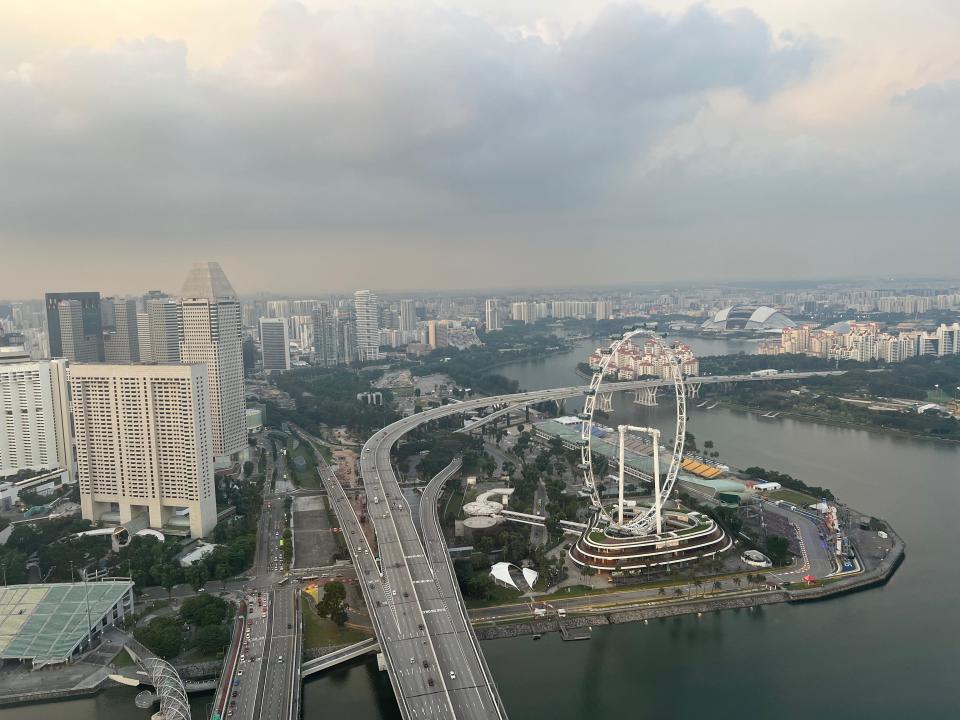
left=485, top=299, right=501, bottom=332
left=760, top=322, right=960, bottom=363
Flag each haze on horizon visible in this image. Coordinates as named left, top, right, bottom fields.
left=2, top=0, right=958, bottom=299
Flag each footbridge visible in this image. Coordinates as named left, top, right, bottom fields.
left=301, top=638, right=380, bottom=678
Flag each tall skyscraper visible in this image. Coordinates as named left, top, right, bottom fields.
left=136, top=312, right=152, bottom=362
left=312, top=302, right=338, bottom=367
left=399, top=299, right=417, bottom=332
left=71, top=363, right=217, bottom=538
left=259, top=318, right=291, bottom=372
left=485, top=299, right=501, bottom=332
left=103, top=299, right=140, bottom=363
left=339, top=320, right=357, bottom=364
left=45, top=292, right=104, bottom=361
left=178, top=262, right=245, bottom=461
left=148, top=298, right=180, bottom=363
left=354, top=290, right=380, bottom=362
left=0, top=357, right=72, bottom=481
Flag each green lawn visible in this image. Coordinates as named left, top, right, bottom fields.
left=300, top=596, right=372, bottom=649
left=112, top=649, right=136, bottom=668
left=768, top=488, right=820, bottom=507
left=287, top=438, right=321, bottom=488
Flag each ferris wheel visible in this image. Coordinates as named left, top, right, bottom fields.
left=579, top=329, right=687, bottom=535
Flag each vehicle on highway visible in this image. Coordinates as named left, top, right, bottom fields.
left=277, top=655, right=284, bottom=663
left=449, top=671, right=456, bottom=679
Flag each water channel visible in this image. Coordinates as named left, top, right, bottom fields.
left=8, top=335, right=956, bottom=719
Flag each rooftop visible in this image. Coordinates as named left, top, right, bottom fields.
left=0, top=581, right=133, bottom=664
left=179, top=261, right=237, bottom=300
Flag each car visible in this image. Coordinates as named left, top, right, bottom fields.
left=277, top=655, right=284, bottom=663
left=237, top=669, right=243, bottom=676
left=449, top=671, right=456, bottom=679
left=232, top=691, right=238, bottom=697
left=410, top=657, right=415, bottom=665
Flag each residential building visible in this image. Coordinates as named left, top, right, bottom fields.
left=485, top=299, right=501, bottom=332
left=45, top=293, right=104, bottom=361
left=399, top=299, right=417, bottom=332
left=354, top=290, right=380, bottom=362
left=259, top=318, right=291, bottom=372
left=178, top=262, right=245, bottom=462
left=0, top=356, right=72, bottom=481
left=312, top=302, right=338, bottom=366
left=70, top=363, right=217, bottom=538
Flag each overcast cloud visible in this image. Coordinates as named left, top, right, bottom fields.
left=1, top=1, right=958, bottom=297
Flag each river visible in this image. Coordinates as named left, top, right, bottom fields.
left=8, top=336, right=956, bottom=719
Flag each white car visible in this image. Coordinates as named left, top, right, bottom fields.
left=449, top=671, right=456, bottom=679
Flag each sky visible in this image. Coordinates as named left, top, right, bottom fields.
left=2, top=0, right=959, bottom=298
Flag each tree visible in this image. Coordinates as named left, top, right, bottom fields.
left=185, top=562, right=209, bottom=591
left=317, top=581, right=349, bottom=626
left=766, top=536, right=791, bottom=567
left=180, top=594, right=229, bottom=627
left=194, top=624, right=231, bottom=656
left=243, top=460, right=254, bottom=478
left=160, top=565, right=180, bottom=599
left=713, top=580, right=722, bottom=591
left=135, top=617, right=184, bottom=659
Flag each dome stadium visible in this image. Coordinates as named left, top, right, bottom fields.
left=701, top=305, right=796, bottom=333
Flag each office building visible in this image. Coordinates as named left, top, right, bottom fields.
left=312, top=302, right=338, bottom=367
left=103, top=299, right=140, bottom=363
left=0, top=357, right=72, bottom=481
left=259, top=318, right=291, bottom=372
left=178, top=262, right=245, bottom=461
left=45, top=293, right=104, bottom=361
left=136, top=312, right=152, bottom=362
left=71, top=363, right=217, bottom=538
left=354, top=290, right=380, bottom=362
left=485, top=299, right=502, bottom=332
left=399, top=300, right=417, bottom=332
left=147, top=298, right=180, bottom=363
left=339, top=320, right=357, bottom=364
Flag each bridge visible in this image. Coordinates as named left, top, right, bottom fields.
left=285, top=369, right=843, bottom=718
left=301, top=638, right=380, bottom=678
left=457, top=371, right=842, bottom=432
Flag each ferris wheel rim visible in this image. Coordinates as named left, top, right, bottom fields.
left=580, top=328, right=687, bottom=535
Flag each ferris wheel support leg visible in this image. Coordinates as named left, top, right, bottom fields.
left=652, top=428, right=662, bottom=535
left=618, top=425, right=626, bottom=525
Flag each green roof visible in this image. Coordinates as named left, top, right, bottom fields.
left=0, top=581, right=133, bottom=663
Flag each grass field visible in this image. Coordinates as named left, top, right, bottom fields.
left=768, top=488, right=820, bottom=507
left=300, top=596, right=372, bottom=649
left=287, top=438, right=321, bottom=488
left=112, top=649, right=136, bottom=668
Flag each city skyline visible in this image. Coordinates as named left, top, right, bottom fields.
left=2, top=1, right=959, bottom=296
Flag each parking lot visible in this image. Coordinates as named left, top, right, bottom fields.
left=292, top=496, right=339, bottom=569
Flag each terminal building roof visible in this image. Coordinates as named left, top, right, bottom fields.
left=0, top=581, right=133, bottom=664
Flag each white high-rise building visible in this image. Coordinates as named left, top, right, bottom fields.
left=136, top=312, right=152, bottom=362
left=259, top=318, right=291, bottom=372
left=0, top=357, right=72, bottom=481
left=399, top=299, right=417, bottom=332
left=354, top=290, right=381, bottom=362
left=71, top=363, right=217, bottom=538
left=178, top=262, right=245, bottom=461
left=485, top=299, right=501, bottom=332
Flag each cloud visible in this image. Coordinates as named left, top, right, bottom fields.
left=0, top=1, right=819, bottom=242
left=892, top=79, right=960, bottom=113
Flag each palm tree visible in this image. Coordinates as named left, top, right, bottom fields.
left=673, top=587, right=684, bottom=598
left=733, top=576, right=742, bottom=588
left=693, top=578, right=704, bottom=597
left=658, top=587, right=666, bottom=596
left=713, top=580, right=722, bottom=592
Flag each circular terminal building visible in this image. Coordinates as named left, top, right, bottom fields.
left=570, top=507, right=731, bottom=574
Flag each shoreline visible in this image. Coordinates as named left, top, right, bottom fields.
left=472, top=526, right=905, bottom=642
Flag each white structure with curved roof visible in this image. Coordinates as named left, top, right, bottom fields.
left=701, top=305, right=796, bottom=333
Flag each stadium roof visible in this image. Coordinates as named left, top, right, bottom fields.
left=0, top=581, right=133, bottom=664
left=701, top=305, right=796, bottom=332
